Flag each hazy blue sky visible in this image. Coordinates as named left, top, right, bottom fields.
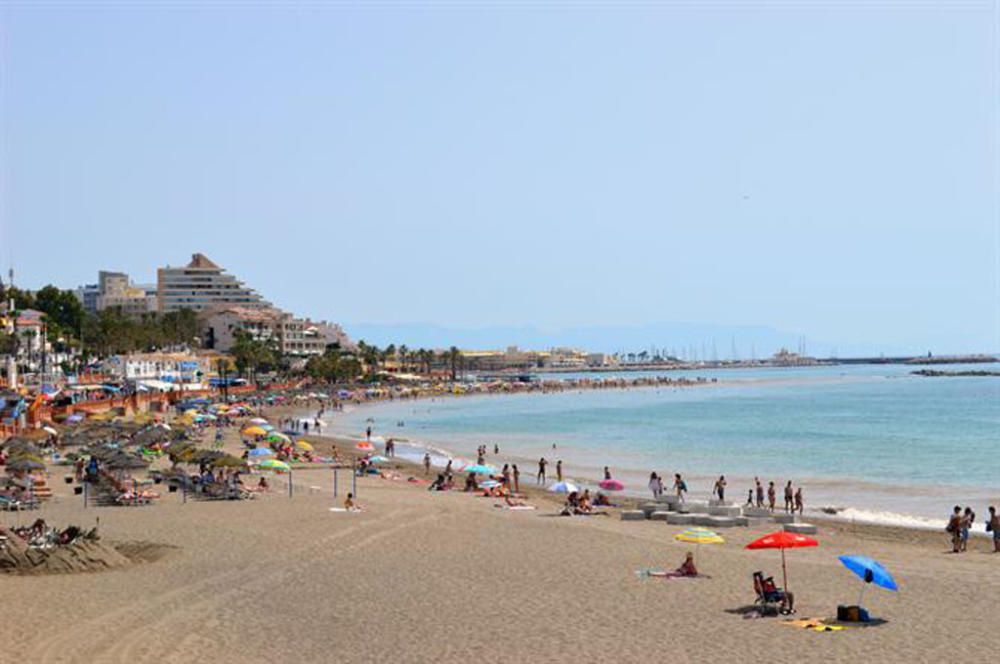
left=2, top=2, right=997, bottom=353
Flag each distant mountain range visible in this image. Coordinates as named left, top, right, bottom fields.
left=342, top=321, right=908, bottom=359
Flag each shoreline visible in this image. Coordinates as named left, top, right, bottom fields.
left=297, top=391, right=995, bottom=535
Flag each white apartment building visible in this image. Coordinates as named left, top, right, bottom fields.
left=157, top=253, right=270, bottom=313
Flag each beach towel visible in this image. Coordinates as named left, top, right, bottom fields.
left=634, top=568, right=700, bottom=580
left=328, top=507, right=362, bottom=513
left=494, top=504, right=536, bottom=510
left=781, top=618, right=849, bottom=632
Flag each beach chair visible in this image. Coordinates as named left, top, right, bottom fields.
left=752, top=571, right=793, bottom=616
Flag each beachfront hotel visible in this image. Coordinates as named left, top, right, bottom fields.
left=156, top=253, right=271, bottom=313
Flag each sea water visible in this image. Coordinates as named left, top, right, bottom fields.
left=331, top=363, right=1000, bottom=528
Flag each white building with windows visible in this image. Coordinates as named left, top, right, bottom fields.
left=157, top=253, right=270, bottom=313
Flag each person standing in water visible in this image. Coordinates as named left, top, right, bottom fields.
left=423, top=453, right=431, bottom=476
left=794, top=486, right=804, bottom=515
left=556, top=460, right=563, bottom=482
left=512, top=464, right=520, bottom=494
left=537, top=458, right=547, bottom=484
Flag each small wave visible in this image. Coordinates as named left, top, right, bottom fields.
left=816, top=506, right=981, bottom=532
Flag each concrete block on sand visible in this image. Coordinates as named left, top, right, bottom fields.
left=666, top=513, right=695, bottom=525
left=656, top=495, right=680, bottom=507
left=705, top=516, right=739, bottom=528
left=772, top=514, right=799, bottom=524
left=708, top=499, right=734, bottom=507
left=784, top=523, right=818, bottom=535
left=708, top=505, right=742, bottom=517
left=640, top=502, right=660, bottom=517
left=649, top=511, right=671, bottom=521
left=733, top=516, right=751, bottom=527
left=620, top=510, right=647, bottom=521
left=744, top=507, right=772, bottom=518
left=685, top=501, right=710, bottom=514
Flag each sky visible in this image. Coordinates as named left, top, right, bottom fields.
left=1, top=2, right=997, bottom=355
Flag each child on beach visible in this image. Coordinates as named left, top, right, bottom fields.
left=794, top=487, right=804, bottom=515
left=344, top=492, right=361, bottom=512
left=960, top=507, right=975, bottom=552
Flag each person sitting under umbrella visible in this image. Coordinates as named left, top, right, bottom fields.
left=754, top=571, right=795, bottom=614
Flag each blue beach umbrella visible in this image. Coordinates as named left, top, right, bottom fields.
left=368, top=455, right=390, bottom=463
left=839, top=555, right=898, bottom=608
left=248, top=447, right=274, bottom=457
left=463, top=464, right=495, bottom=475
left=548, top=481, right=580, bottom=494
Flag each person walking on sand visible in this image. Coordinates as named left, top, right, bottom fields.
left=960, top=506, right=975, bottom=552
left=512, top=464, right=520, bottom=494
left=947, top=505, right=963, bottom=553
left=556, top=460, right=563, bottom=482
left=755, top=478, right=764, bottom=508
left=713, top=475, right=727, bottom=502
left=494, top=443, right=499, bottom=455
left=794, top=486, right=804, bottom=515
left=537, top=458, right=547, bottom=484
left=649, top=472, right=662, bottom=499
left=784, top=481, right=794, bottom=513
left=673, top=473, right=687, bottom=502
left=767, top=481, right=776, bottom=512
left=423, top=453, right=431, bottom=476
left=987, top=506, right=999, bottom=553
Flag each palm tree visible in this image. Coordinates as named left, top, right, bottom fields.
left=448, top=346, right=461, bottom=381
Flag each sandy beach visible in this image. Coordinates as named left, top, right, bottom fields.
left=2, top=417, right=998, bottom=664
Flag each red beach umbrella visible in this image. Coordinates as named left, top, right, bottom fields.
left=598, top=479, right=625, bottom=491
left=745, top=531, right=818, bottom=592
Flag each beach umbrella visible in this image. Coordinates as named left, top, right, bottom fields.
left=42, top=426, right=58, bottom=435
left=266, top=432, right=290, bottom=443
left=66, top=413, right=85, bottom=423
left=249, top=447, right=275, bottom=457
left=675, top=527, right=724, bottom=563
left=462, top=464, right=495, bottom=475
left=598, top=479, right=625, bottom=492
left=675, top=527, right=725, bottom=545
left=260, top=424, right=275, bottom=432
left=295, top=440, right=313, bottom=452
left=548, top=481, right=580, bottom=494
left=248, top=417, right=269, bottom=425
left=212, top=456, right=245, bottom=468
left=258, top=459, right=290, bottom=473
left=368, top=455, right=390, bottom=463
left=6, top=459, right=46, bottom=472
left=746, top=531, right=818, bottom=593
left=242, top=426, right=267, bottom=436
left=355, top=441, right=374, bottom=451
left=839, top=555, right=898, bottom=608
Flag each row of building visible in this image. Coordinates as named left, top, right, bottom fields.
left=75, top=253, right=350, bottom=357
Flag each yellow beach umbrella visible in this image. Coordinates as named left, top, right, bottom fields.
left=295, top=440, right=313, bottom=452
left=242, top=426, right=267, bottom=436
left=674, top=528, right=725, bottom=545
left=674, top=527, right=724, bottom=565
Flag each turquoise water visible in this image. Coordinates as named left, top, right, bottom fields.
left=331, top=364, right=1000, bottom=525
